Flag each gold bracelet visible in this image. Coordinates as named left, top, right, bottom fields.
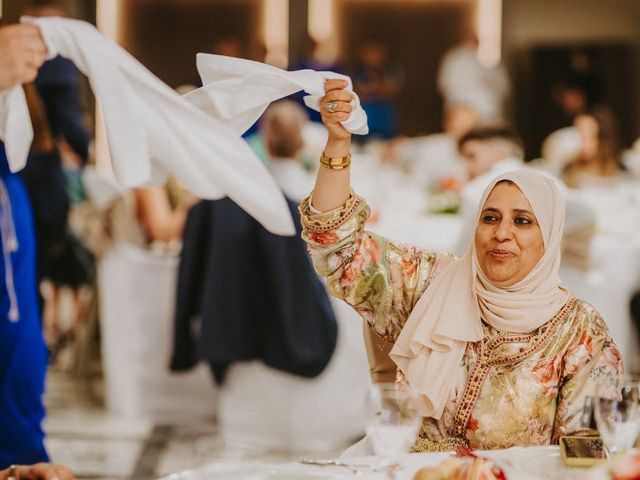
left=6, top=465, right=18, bottom=480
left=320, top=151, right=351, bottom=170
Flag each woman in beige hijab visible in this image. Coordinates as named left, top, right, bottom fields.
left=299, top=80, right=622, bottom=451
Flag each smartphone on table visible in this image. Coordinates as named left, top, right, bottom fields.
left=559, top=435, right=609, bottom=467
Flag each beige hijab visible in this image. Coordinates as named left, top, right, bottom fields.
left=389, top=169, right=570, bottom=418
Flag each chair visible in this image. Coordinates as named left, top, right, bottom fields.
left=98, top=241, right=217, bottom=421
left=83, top=169, right=217, bottom=420
left=217, top=298, right=371, bottom=452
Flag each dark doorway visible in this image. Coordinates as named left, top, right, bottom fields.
left=516, top=44, right=638, bottom=159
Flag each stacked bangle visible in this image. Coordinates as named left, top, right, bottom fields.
left=320, top=151, right=351, bottom=170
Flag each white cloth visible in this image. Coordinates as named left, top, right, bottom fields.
left=186, top=54, right=368, bottom=136
left=390, top=169, right=570, bottom=418
left=9, top=17, right=293, bottom=235
left=0, top=87, right=32, bottom=173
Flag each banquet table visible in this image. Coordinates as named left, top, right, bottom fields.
left=161, top=446, right=611, bottom=479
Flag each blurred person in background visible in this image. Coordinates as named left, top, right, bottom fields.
left=209, top=36, right=242, bottom=59
left=459, top=126, right=523, bottom=184
left=245, top=99, right=321, bottom=170
left=566, top=49, right=606, bottom=108
left=23, top=0, right=66, bottom=18
left=20, top=84, right=93, bottom=359
left=541, top=51, right=608, bottom=176
left=437, top=32, right=511, bottom=124
left=20, top=0, right=95, bottom=362
left=78, top=176, right=197, bottom=256
left=25, top=1, right=90, bottom=163
left=552, top=49, right=606, bottom=126
left=562, top=106, right=626, bottom=189
left=389, top=103, right=478, bottom=187
left=289, top=34, right=345, bottom=125
left=353, top=39, right=403, bottom=140
left=132, top=182, right=197, bottom=247
left=262, top=100, right=316, bottom=202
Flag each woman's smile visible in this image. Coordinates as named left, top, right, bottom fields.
left=488, top=249, right=515, bottom=259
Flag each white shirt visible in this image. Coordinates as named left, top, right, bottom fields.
left=267, top=158, right=316, bottom=203
left=437, top=43, right=511, bottom=123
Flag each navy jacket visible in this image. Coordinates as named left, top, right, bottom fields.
left=171, top=197, right=338, bottom=384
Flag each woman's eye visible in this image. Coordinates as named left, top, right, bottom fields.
left=515, top=217, right=532, bottom=225
left=482, top=214, right=499, bottom=223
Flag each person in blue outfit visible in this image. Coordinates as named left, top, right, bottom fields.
left=0, top=22, right=49, bottom=470
left=0, top=20, right=75, bottom=479
left=0, top=144, right=49, bottom=467
left=352, top=39, right=403, bottom=140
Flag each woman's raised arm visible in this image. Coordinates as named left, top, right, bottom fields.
left=311, top=79, right=354, bottom=212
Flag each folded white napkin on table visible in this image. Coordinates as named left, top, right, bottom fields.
left=6, top=17, right=294, bottom=235
left=187, top=54, right=369, bottom=136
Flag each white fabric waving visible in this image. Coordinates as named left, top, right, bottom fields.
left=11, top=16, right=294, bottom=235
left=188, top=53, right=368, bottom=136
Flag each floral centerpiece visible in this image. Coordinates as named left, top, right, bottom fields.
left=427, top=175, right=462, bottom=215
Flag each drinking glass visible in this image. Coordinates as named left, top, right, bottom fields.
left=365, top=382, right=421, bottom=473
left=594, top=376, right=640, bottom=456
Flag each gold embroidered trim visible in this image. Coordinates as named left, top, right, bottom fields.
left=423, top=252, right=440, bottom=290
left=453, top=296, right=577, bottom=438
left=411, top=434, right=469, bottom=453
left=298, top=191, right=363, bottom=234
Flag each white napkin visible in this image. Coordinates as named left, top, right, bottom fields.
left=186, top=54, right=368, bottom=136
left=11, top=17, right=294, bottom=235
left=0, top=87, right=33, bottom=173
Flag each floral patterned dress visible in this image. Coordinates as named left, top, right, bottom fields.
left=299, top=192, right=623, bottom=451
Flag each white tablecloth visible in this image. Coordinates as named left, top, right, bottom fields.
left=161, top=446, right=609, bottom=479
